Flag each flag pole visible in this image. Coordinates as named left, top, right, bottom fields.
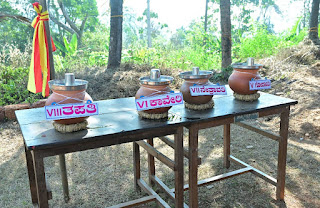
left=39, top=0, right=55, bottom=80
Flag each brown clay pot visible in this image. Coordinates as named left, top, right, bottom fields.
left=180, top=78, right=213, bottom=104
left=179, top=67, right=213, bottom=104
left=228, top=58, right=263, bottom=95
left=135, top=84, right=172, bottom=114
left=45, top=73, right=93, bottom=125
left=45, top=89, right=93, bottom=125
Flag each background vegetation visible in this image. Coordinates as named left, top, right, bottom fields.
left=0, top=0, right=311, bottom=105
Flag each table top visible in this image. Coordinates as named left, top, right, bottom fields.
left=16, top=90, right=297, bottom=150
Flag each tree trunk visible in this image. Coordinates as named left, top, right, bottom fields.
left=107, top=0, right=123, bottom=69
left=39, top=0, right=55, bottom=79
left=309, top=0, right=320, bottom=42
left=220, top=0, right=232, bottom=69
left=147, top=0, right=152, bottom=48
left=204, top=0, right=209, bottom=45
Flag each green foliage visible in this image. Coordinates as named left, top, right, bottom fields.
left=55, top=34, right=78, bottom=57
left=0, top=66, right=41, bottom=106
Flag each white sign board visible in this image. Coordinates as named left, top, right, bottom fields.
left=249, top=79, right=271, bottom=90
left=135, top=93, right=184, bottom=111
left=45, top=102, right=99, bottom=120
left=189, top=85, right=227, bottom=96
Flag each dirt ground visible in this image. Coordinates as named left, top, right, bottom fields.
left=0, top=40, right=319, bottom=207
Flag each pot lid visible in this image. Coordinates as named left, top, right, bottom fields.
left=48, top=73, right=88, bottom=91
left=232, top=57, right=262, bottom=69
left=179, top=67, right=213, bottom=79
left=139, top=69, right=173, bottom=85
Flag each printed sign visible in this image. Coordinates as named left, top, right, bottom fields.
left=45, top=102, right=99, bottom=120
left=249, top=79, right=271, bottom=90
left=135, top=93, right=184, bottom=111
left=234, top=112, right=259, bottom=122
left=189, top=85, right=227, bottom=96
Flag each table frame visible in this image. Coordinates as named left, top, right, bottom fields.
left=23, top=125, right=185, bottom=208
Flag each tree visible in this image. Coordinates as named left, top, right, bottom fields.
left=309, top=0, right=320, bottom=43
left=107, top=0, right=123, bottom=69
left=220, top=0, right=232, bottom=69
left=204, top=0, right=209, bottom=45
left=49, top=0, right=99, bottom=47
left=147, top=0, right=151, bottom=48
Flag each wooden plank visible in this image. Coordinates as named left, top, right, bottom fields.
left=235, top=122, right=281, bottom=141
left=137, top=179, right=170, bottom=208
left=147, top=139, right=155, bottom=185
left=58, top=154, right=69, bottom=202
left=223, top=124, right=231, bottom=168
left=188, top=124, right=199, bottom=208
left=151, top=175, right=189, bottom=208
left=229, top=155, right=277, bottom=186
left=277, top=107, right=290, bottom=200
left=173, top=167, right=252, bottom=191
left=32, top=151, right=49, bottom=208
left=174, top=126, right=184, bottom=208
left=133, top=142, right=140, bottom=191
left=136, top=141, right=175, bottom=170
left=45, top=177, right=52, bottom=200
left=159, top=136, right=202, bottom=165
left=197, top=116, right=234, bottom=130
left=107, top=195, right=156, bottom=208
left=24, top=145, right=38, bottom=203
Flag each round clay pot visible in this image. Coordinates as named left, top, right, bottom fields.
left=228, top=58, right=263, bottom=95
left=45, top=73, right=93, bottom=125
left=179, top=67, right=213, bottom=104
left=45, top=89, right=93, bottom=125
left=135, top=84, right=172, bottom=114
left=180, top=78, right=213, bottom=104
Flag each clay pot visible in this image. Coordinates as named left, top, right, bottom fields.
left=45, top=73, right=93, bottom=125
left=228, top=58, right=263, bottom=95
left=179, top=67, right=213, bottom=104
left=135, top=69, right=173, bottom=114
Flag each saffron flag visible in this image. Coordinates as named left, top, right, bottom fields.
left=28, top=2, right=56, bottom=97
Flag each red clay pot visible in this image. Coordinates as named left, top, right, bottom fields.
left=45, top=89, right=92, bottom=125
left=135, top=84, right=172, bottom=114
left=45, top=73, right=93, bottom=125
left=180, top=78, right=213, bottom=104
left=228, top=58, right=263, bottom=95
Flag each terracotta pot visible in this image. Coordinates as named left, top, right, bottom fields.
left=179, top=67, right=213, bottom=104
left=135, top=84, right=172, bottom=114
left=180, top=78, right=213, bottom=104
left=45, top=73, right=93, bottom=125
left=228, top=58, right=263, bottom=95
left=45, top=89, right=93, bottom=125
left=135, top=69, right=173, bottom=114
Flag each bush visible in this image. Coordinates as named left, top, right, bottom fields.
left=0, top=66, right=42, bottom=106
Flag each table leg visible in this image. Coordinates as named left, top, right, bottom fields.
left=24, top=145, right=38, bottom=203
left=174, top=126, right=184, bottom=208
left=189, top=125, right=199, bottom=208
left=276, top=107, right=290, bottom=200
left=59, top=154, right=70, bottom=202
left=223, top=124, right=231, bottom=169
left=32, top=151, right=49, bottom=208
left=133, top=142, right=141, bottom=191
left=147, top=138, right=155, bottom=186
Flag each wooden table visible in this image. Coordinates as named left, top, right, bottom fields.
left=16, top=90, right=297, bottom=208
left=169, top=90, right=297, bottom=207
left=15, top=98, right=187, bottom=208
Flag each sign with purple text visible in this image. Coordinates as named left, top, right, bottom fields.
left=135, top=93, right=184, bottom=111
left=45, top=102, right=99, bottom=120
left=249, top=79, right=271, bottom=90
left=189, top=85, right=227, bottom=96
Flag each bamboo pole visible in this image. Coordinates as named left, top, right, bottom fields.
left=39, top=0, right=55, bottom=80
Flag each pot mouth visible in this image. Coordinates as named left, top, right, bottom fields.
left=232, top=57, right=262, bottom=69
left=49, top=73, right=88, bottom=91
left=139, top=69, right=173, bottom=85
left=179, top=67, right=213, bottom=79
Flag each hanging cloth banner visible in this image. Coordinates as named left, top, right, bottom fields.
left=28, top=2, right=56, bottom=97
